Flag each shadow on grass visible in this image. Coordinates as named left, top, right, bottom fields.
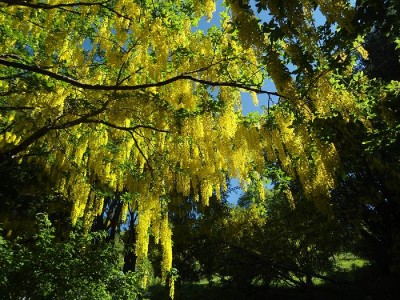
left=149, top=265, right=400, bottom=299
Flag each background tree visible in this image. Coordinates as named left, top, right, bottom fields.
left=188, top=166, right=345, bottom=289
left=226, top=0, right=400, bottom=277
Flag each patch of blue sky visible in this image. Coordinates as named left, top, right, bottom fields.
left=227, top=178, right=244, bottom=205
left=228, top=176, right=273, bottom=206
left=249, top=0, right=272, bottom=22
left=82, top=37, right=93, bottom=51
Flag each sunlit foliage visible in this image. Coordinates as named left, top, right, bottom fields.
left=0, top=1, right=271, bottom=296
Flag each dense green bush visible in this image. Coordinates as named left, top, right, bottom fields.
left=0, top=214, right=148, bottom=300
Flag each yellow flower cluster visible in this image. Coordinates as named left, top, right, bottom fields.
left=260, top=106, right=341, bottom=209
left=227, top=0, right=265, bottom=49
left=160, top=213, right=173, bottom=281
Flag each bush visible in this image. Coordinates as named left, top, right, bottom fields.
left=0, top=214, right=148, bottom=300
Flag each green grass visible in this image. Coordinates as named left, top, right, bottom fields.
left=333, top=252, right=369, bottom=271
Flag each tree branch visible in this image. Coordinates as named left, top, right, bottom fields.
left=0, top=58, right=284, bottom=97
left=76, top=119, right=169, bottom=133
left=0, top=106, right=35, bottom=111
left=0, top=0, right=135, bottom=21
left=0, top=100, right=110, bottom=161
left=0, top=0, right=110, bottom=10
left=130, top=131, right=153, bottom=174
left=0, top=107, right=168, bottom=162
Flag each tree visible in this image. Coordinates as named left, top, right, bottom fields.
left=2, top=0, right=400, bottom=297
left=332, top=0, right=400, bottom=273
left=188, top=167, right=345, bottom=289
left=0, top=0, right=277, bottom=296
left=170, top=190, right=232, bottom=284
left=227, top=0, right=400, bottom=276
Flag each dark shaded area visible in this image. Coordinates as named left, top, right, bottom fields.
left=150, top=265, right=400, bottom=300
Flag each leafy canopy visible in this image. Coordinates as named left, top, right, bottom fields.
left=0, top=0, right=272, bottom=294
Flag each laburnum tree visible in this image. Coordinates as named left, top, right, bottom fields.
left=227, top=0, right=400, bottom=275
left=1, top=0, right=400, bottom=297
left=0, top=0, right=276, bottom=297
left=226, top=0, right=368, bottom=211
